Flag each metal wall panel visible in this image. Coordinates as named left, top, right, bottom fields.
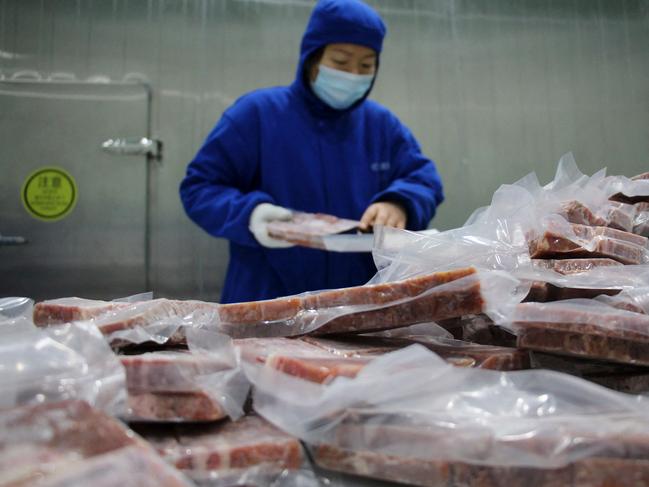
left=1, top=0, right=648, bottom=301
left=0, top=80, right=149, bottom=300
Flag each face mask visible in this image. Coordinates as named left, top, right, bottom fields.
left=311, top=64, right=374, bottom=110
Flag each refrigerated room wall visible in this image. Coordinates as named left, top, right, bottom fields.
left=1, top=0, right=648, bottom=300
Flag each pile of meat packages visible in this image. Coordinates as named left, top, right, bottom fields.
left=511, top=161, right=649, bottom=385
left=3, top=299, right=308, bottom=487
left=6, top=156, right=649, bottom=487
left=20, top=260, right=526, bottom=485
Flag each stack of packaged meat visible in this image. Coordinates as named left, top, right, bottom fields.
left=245, top=344, right=649, bottom=487
left=0, top=400, right=195, bottom=487
left=23, top=297, right=313, bottom=485
left=13, top=153, right=649, bottom=485
left=0, top=314, right=194, bottom=486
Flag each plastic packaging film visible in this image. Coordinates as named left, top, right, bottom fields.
left=120, top=328, right=249, bottom=422
left=0, top=317, right=126, bottom=415
left=0, top=400, right=194, bottom=487
left=246, top=344, right=649, bottom=478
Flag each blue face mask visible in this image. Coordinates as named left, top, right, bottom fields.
left=311, top=65, right=374, bottom=110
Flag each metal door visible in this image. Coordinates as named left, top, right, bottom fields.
left=0, top=79, right=152, bottom=301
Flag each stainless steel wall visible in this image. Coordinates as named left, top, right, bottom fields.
left=2, top=0, right=648, bottom=300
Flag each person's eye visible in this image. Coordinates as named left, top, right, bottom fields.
left=362, top=64, right=374, bottom=69
left=332, top=59, right=347, bottom=65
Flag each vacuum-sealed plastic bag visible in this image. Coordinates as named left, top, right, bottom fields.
left=300, top=334, right=529, bottom=371
left=135, top=414, right=305, bottom=487
left=32, top=267, right=494, bottom=341
left=246, top=345, right=649, bottom=487
left=33, top=296, right=140, bottom=325
left=527, top=218, right=649, bottom=265
left=0, top=318, right=126, bottom=414
left=0, top=400, right=193, bottom=487
left=0, top=297, right=33, bottom=320
left=518, top=263, right=649, bottom=303
left=511, top=299, right=649, bottom=366
left=33, top=295, right=222, bottom=347
left=218, top=266, right=516, bottom=338
left=266, top=211, right=360, bottom=250
left=121, top=328, right=249, bottom=422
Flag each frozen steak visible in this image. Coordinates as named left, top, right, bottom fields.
left=34, top=267, right=481, bottom=340
left=529, top=224, right=648, bottom=264
left=266, top=355, right=370, bottom=384
left=312, top=409, right=649, bottom=487
left=217, top=296, right=304, bottom=336
left=0, top=400, right=148, bottom=486
left=135, top=415, right=302, bottom=483
left=221, top=267, right=481, bottom=337
left=236, top=337, right=367, bottom=384
left=311, top=269, right=484, bottom=335
left=120, top=351, right=231, bottom=393
left=302, top=335, right=529, bottom=370
left=315, top=446, right=649, bottom=487
left=524, top=281, right=620, bottom=303
left=127, top=391, right=226, bottom=423
left=86, top=299, right=219, bottom=335
left=34, top=298, right=220, bottom=336
left=239, top=335, right=527, bottom=383
left=527, top=259, right=625, bottom=303
left=266, top=211, right=360, bottom=249
left=387, top=336, right=530, bottom=371
left=235, top=337, right=333, bottom=364
left=559, top=200, right=635, bottom=233
left=559, top=200, right=607, bottom=227
left=33, top=297, right=131, bottom=325
left=119, top=350, right=235, bottom=422
left=514, top=302, right=649, bottom=366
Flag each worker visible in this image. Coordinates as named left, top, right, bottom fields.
left=180, top=0, right=443, bottom=304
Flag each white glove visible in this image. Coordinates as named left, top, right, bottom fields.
left=249, top=203, right=295, bottom=248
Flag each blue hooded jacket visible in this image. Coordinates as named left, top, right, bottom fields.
left=180, top=0, right=444, bottom=303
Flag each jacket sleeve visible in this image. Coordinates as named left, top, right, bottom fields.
left=372, top=116, right=444, bottom=231
left=179, top=108, right=273, bottom=248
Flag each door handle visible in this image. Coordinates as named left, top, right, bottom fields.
left=0, top=235, right=28, bottom=246
left=101, top=137, right=162, bottom=159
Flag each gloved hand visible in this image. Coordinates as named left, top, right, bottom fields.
left=359, top=201, right=407, bottom=231
left=249, top=203, right=295, bottom=248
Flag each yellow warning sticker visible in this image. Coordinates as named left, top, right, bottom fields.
left=21, top=167, right=77, bottom=221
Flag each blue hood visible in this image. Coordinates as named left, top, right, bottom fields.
left=294, top=0, right=387, bottom=113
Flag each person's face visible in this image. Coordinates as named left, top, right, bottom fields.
left=309, top=43, right=377, bottom=82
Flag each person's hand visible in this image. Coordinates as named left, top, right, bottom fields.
left=359, top=201, right=407, bottom=231
left=249, top=203, right=295, bottom=248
